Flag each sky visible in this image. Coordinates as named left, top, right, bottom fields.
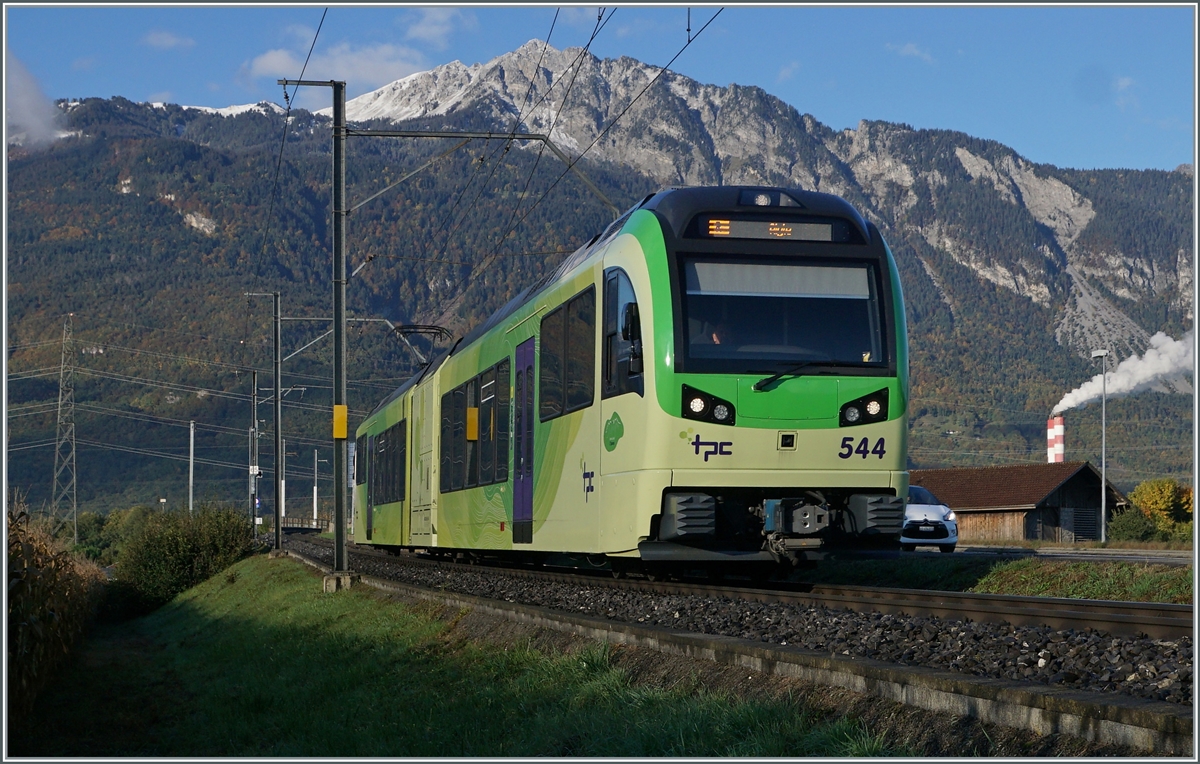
left=4, top=4, right=1197, bottom=172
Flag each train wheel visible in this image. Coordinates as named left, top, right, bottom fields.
left=611, top=559, right=636, bottom=579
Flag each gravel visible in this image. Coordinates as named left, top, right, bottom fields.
left=285, top=538, right=1192, bottom=706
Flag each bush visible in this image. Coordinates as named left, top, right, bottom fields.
left=1107, top=506, right=1159, bottom=542
left=1169, top=520, right=1193, bottom=544
left=7, top=501, right=107, bottom=725
left=116, top=506, right=253, bottom=611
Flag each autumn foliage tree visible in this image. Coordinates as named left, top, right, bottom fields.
left=1128, top=478, right=1192, bottom=532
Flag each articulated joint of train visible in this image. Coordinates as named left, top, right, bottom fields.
left=642, top=489, right=905, bottom=565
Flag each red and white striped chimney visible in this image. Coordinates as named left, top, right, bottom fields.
left=1046, top=416, right=1064, bottom=463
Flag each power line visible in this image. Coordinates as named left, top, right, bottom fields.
left=68, top=366, right=369, bottom=415
left=255, top=7, right=329, bottom=288
left=74, top=439, right=329, bottom=481
left=475, top=8, right=723, bottom=286
left=432, top=9, right=571, bottom=253
left=485, top=8, right=616, bottom=260
left=7, top=367, right=62, bottom=380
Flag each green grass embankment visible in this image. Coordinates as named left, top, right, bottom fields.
left=800, top=556, right=1192, bottom=604
left=11, top=554, right=910, bottom=758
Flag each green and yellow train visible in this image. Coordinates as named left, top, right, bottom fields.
left=353, top=185, right=909, bottom=575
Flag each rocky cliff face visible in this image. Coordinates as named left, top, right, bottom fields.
left=326, top=41, right=1193, bottom=363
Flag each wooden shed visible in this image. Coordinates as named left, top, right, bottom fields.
left=909, top=462, right=1127, bottom=543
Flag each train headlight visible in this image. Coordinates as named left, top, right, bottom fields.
left=681, top=384, right=736, bottom=426
left=840, top=388, right=890, bottom=427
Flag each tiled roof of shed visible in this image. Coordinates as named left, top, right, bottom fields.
left=909, top=461, right=1108, bottom=510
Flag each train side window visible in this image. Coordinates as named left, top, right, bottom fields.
left=539, top=305, right=566, bottom=421
left=495, top=358, right=510, bottom=482
left=373, top=419, right=407, bottom=504
left=603, top=268, right=643, bottom=399
left=451, top=386, right=466, bottom=491
left=371, top=428, right=387, bottom=505
left=565, top=286, right=596, bottom=413
left=439, top=392, right=452, bottom=493
left=365, top=434, right=376, bottom=507
left=478, top=367, right=495, bottom=485
left=464, top=378, right=479, bottom=489
left=514, top=367, right=525, bottom=481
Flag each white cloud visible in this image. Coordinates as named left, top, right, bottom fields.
left=560, top=7, right=602, bottom=29
left=147, top=90, right=173, bottom=104
left=5, top=50, right=63, bottom=146
left=885, top=42, right=933, bottom=64
left=1114, top=75, right=1139, bottom=112
left=143, top=30, right=195, bottom=50
left=71, top=57, right=95, bottom=71
left=401, top=8, right=477, bottom=50
left=777, top=61, right=800, bottom=83
left=245, top=42, right=428, bottom=108
left=284, top=24, right=317, bottom=45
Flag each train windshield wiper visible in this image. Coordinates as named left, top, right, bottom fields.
left=752, top=358, right=827, bottom=391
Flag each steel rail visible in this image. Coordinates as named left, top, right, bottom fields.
left=289, top=535, right=1192, bottom=640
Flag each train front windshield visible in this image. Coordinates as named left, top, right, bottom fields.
left=681, top=257, right=885, bottom=373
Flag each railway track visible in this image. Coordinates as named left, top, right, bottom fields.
left=293, top=535, right=1192, bottom=640
left=278, top=535, right=1193, bottom=754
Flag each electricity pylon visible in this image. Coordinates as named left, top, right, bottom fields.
left=51, top=314, right=78, bottom=542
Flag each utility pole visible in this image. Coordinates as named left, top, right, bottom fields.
left=51, top=314, right=77, bottom=543
left=278, top=78, right=349, bottom=575
left=249, top=369, right=259, bottom=529
left=188, top=420, right=195, bottom=515
left=281, top=438, right=287, bottom=519
left=246, top=291, right=282, bottom=551
left=274, top=290, right=282, bottom=551
left=1091, top=348, right=1110, bottom=544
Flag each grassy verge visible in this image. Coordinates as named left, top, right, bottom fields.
left=800, top=556, right=1192, bottom=603
left=10, top=555, right=914, bottom=758
left=969, top=559, right=1193, bottom=603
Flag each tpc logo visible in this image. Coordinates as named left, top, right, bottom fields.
left=691, top=433, right=733, bottom=462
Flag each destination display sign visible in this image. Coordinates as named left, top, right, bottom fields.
left=702, top=217, right=834, bottom=242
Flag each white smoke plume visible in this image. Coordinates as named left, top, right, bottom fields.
left=5, top=50, right=64, bottom=147
left=1052, top=331, right=1194, bottom=414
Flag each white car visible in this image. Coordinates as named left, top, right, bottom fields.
left=899, top=485, right=958, bottom=553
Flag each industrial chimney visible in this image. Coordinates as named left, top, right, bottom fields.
left=1046, top=416, right=1064, bottom=463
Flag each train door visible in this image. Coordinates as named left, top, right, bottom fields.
left=513, top=337, right=535, bottom=543
left=410, top=383, right=434, bottom=545
left=364, top=433, right=376, bottom=541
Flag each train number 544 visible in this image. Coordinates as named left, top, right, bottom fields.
left=838, top=437, right=886, bottom=459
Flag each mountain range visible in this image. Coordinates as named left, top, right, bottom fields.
left=6, top=41, right=1193, bottom=511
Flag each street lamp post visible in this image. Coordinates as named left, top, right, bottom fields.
left=1091, top=348, right=1109, bottom=544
